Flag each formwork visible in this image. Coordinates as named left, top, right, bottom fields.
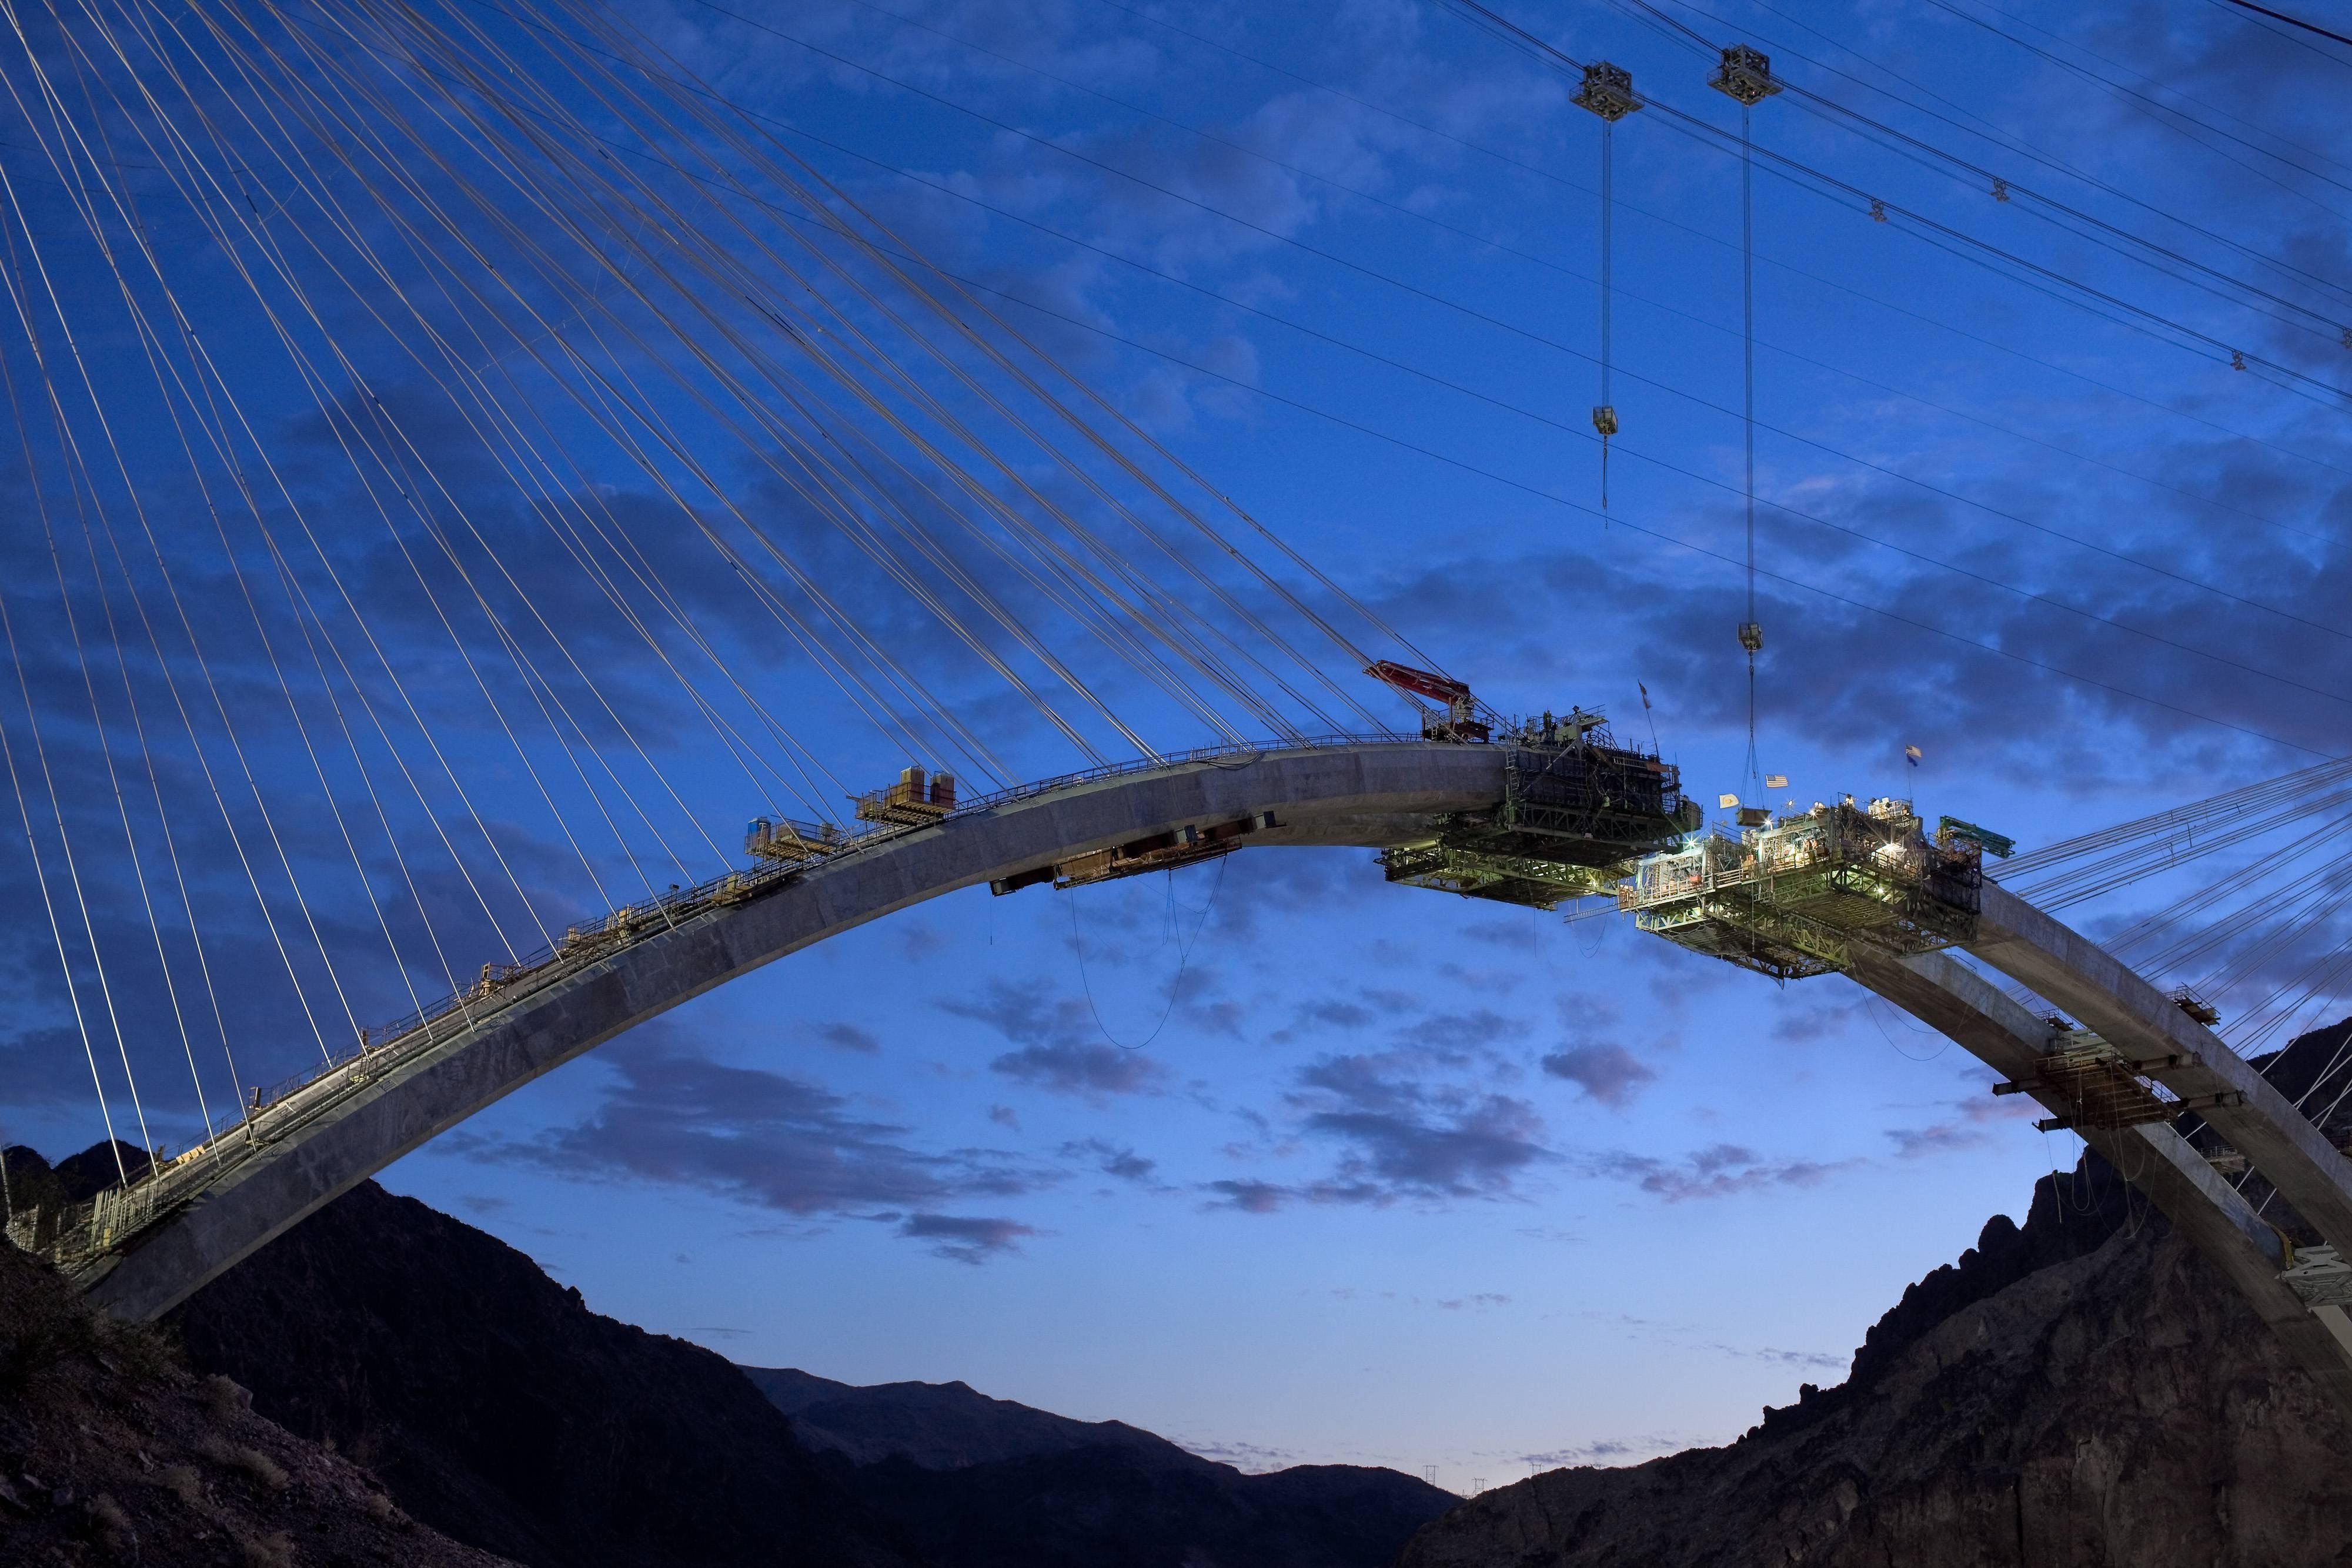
left=1382, top=711, right=1696, bottom=909
left=1616, top=798, right=1982, bottom=979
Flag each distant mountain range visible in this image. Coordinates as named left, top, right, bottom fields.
left=742, top=1364, right=1451, bottom=1568
left=152, top=1173, right=1448, bottom=1568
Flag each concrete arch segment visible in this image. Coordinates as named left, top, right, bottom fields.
left=1846, top=947, right=2352, bottom=1410
left=81, top=741, right=1506, bottom=1323
left=1968, top=882, right=2352, bottom=1261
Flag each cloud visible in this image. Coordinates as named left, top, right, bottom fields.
left=1202, top=1178, right=1288, bottom=1213
left=1061, top=1138, right=1157, bottom=1183
left=1884, top=1089, right=2039, bottom=1159
left=938, top=978, right=1167, bottom=1098
left=1519, top=1435, right=1683, bottom=1469
left=897, top=1212, right=1037, bottom=1265
left=1540, top=1044, right=1657, bottom=1108
left=991, top=1041, right=1163, bottom=1096
left=453, top=1035, right=1053, bottom=1236
left=1589, top=1142, right=1849, bottom=1202
left=813, top=1022, right=881, bottom=1054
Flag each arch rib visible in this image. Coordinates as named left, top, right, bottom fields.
left=1967, top=882, right=2352, bottom=1259
left=1847, top=945, right=2352, bottom=1410
left=72, top=740, right=1504, bottom=1321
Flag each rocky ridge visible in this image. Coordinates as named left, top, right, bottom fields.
left=0, top=1211, right=512, bottom=1568
left=1396, top=1097, right=2352, bottom=1566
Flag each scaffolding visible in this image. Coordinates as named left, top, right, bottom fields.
left=1616, top=797, right=1983, bottom=978
left=1382, top=710, right=1695, bottom=910
left=1989, top=1026, right=2244, bottom=1134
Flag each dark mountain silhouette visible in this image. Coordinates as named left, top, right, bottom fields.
left=0, top=1151, right=513, bottom=1568
left=743, top=1365, right=1193, bottom=1470
left=149, top=1174, right=1449, bottom=1568
left=167, top=1179, right=923, bottom=1568
left=743, top=1366, right=1454, bottom=1568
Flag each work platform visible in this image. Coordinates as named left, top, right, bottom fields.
left=1379, top=710, right=1696, bottom=910
left=1616, top=797, right=1982, bottom=977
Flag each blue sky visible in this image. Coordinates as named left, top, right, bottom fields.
left=2, top=0, right=2350, bottom=1483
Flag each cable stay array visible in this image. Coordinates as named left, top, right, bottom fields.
left=0, top=0, right=1441, bottom=1178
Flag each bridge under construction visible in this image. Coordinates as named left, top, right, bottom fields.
left=9, top=697, right=2352, bottom=1425
left=1, top=0, right=2349, bottom=1460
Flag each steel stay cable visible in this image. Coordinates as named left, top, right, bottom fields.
left=26, top=0, right=562, bottom=971
left=0, top=83, right=352, bottom=1069
left=32, top=0, right=567, bottom=954
left=23, top=13, right=447, bottom=1018
left=287, top=0, right=1298, bottom=752
left=96, top=0, right=746, bottom=887
left=127, top=0, right=700, bottom=908
left=714, top=157, right=2352, bottom=727
left=578, top=0, right=1426, bottom=708
left=182, top=0, right=870, bottom=834
left=0, top=581, right=126, bottom=1180
left=470, top=0, right=1365, bottom=740
left=0, top=359, right=153, bottom=1156
left=255, top=0, right=1088, bottom=777
left=162, top=0, right=857, bottom=830
left=42, top=413, right=223, bottom=1139
left=4, top=44, right=233, bottom=1124
left=713, top=97, right=2347, bottom=595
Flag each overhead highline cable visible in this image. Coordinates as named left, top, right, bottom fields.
left=649, top=0, right=2352, bottom=654
left=461, top=22, right=2352, bottom=724
left=1427, top=0, right=2351, bottom=404
left=582, top=124, right=2352, bottom=726
left=750, top=78, right=2336, bottom=553
left=1081, top=0, right=2352, bottom=486
left=901, top=258, right=2331, bottom=760
left=1608, top=0, right=2352, bottom=339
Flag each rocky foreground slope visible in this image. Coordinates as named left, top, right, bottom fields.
left=1396, top=1054, right=2352, bottom=1567
left=0, top=1232, right=512, bottom=1567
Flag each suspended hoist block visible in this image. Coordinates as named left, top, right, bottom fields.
left=1709, top=44, right=1782, bottom=106
left=1572, top=61, right=1641, bottom=122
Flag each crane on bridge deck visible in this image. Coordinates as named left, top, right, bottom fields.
left=1366, top=661, right=1699, bottom=911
